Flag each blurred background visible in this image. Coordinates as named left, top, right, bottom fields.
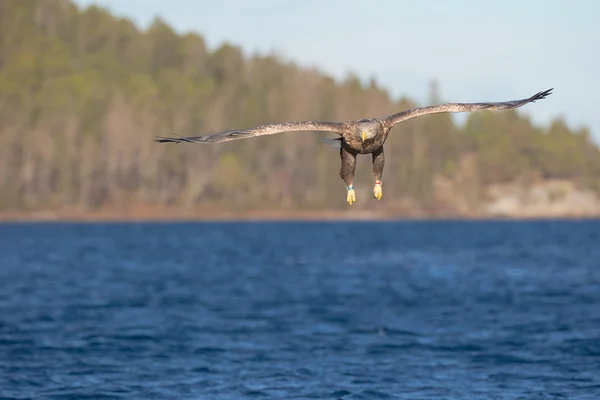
left=1, top=0, right=599, bottom=220
left=2, top=3, right=600, bottom=399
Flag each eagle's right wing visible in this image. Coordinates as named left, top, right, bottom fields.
left=156, top=120, right=346, bottom=144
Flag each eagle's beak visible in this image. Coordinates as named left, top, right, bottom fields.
left=361, top=131, right=367, bottom=142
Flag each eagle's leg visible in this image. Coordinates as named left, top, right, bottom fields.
left=372, top=147, right=384, bottom=200
left=340, top=147, right=357, bottom=205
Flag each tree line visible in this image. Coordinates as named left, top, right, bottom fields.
left=1, top=0, right=598, bottom=214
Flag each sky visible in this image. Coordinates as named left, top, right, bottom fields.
left=74, top=0, right=600, bottom=142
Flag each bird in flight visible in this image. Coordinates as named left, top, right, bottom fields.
left=156, top=88, right=553, bottom=205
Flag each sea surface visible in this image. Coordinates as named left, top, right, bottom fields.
left=1, top=220, right=599, bottom=399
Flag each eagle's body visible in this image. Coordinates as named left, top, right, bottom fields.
left=156, top=88, right=553, bottom=205
left=341, top=119, right=388, bottom=154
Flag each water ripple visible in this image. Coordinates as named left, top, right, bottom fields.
left=0, top=220, right=599, bottom=399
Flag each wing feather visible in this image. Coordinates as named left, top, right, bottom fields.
left=155, top=120, right=345, bottom=144
left=380, top=88, right=553, bottom=128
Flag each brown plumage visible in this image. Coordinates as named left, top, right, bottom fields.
left=156, top=88, right=553, bottom=205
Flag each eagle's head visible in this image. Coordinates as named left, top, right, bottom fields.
left=356, top=119, right=379, bottom=142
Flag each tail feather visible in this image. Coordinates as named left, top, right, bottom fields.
left=322, top=137, right=342, bottom=149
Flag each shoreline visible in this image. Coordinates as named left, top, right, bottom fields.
left=1, top=207, right=599, bottom=223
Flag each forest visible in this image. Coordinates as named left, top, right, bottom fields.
left=1, top=0, right=599, bottom=217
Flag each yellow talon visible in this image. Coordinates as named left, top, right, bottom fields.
left=373, top=182, right=383, bottom=200
left=346, top=187, right=356, bottom=205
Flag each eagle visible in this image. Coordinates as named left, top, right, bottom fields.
left=156, top=88, right=553, bottom=205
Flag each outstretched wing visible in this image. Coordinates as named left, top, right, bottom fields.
left=380, top=88, right=553, bottom=128
left=155, top=120, right=346, bottom=144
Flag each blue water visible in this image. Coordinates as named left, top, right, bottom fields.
left=1, top=220, right=599, bottom=399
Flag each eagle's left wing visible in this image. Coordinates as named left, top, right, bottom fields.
left=379, top=88, right=553, bottom=129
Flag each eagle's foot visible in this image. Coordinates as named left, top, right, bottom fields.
left=373, top=181, right=382, bottom=200
left=346, top=185, right=356, bottom=205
